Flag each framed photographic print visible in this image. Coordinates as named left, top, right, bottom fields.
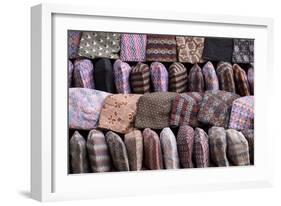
left=31, top=3, right=274, bottom=202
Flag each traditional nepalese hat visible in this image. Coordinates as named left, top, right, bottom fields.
left=188, top=64, right=205, bottom=92
left=68, top=31, right=81, bottom=59
left=150, top=62, right=169, bottom=92
left=73, top=59, right=95, bottom=89
left=176, top=125, right=194, bottom=168
left=68, top=60, right=74, bottom=87
left=168, top=62, right=188, bottom=93
left=130, top=62, right=150, bottom=94
left=241, top=129, right=254, bottom=164
left=113, top=59, right=132, bottom=94
left=105, top=131, right=130, bottom=171
left=193, top=128, right=209, bottom=168
left=69, top=88, right=111, bottom=130
left=120, top=33, right=147, bottom=62
left=232, top=39, right=254, bottom=63
left=202, top=61, right=219, bottom=91
left=87, top=129, right=111, bottom=172
left=216, top=61, right=236, bottom=93
left=229, top=96, right=254, bottom=130
left=247, top=66, right=254, bottom=95
left=233, top=64, right=251, bottom=96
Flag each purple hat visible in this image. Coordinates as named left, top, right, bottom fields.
left=73, top=59, right=95, bottom=89
left=68, top=60, right=74, bottom=87
left=202, top=61, right=219, bottom=91
left=113, top=59, right=132, bottom=94
left=150, top=62, right=169, bottom=92
left=68, top=31, right=81, bottom=59
left=193, top=128, right=209, bottom=168
left=188, top=64, right=204, bottom=92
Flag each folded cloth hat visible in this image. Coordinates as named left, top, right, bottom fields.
left=142, top=128, right=163, bottom=170
left=124, top=130, right=143, bottom=171
left=168, top=62, right=188, bottom=93
left=176, top=36, right=205, bottom=63
left=241, top=129, right=254, bottom=164
left=160, top=127, right=180, bottom=169
left=113, top=59, right=132, bottom=94
left=202, top=61, right=219, bottom=91
left=135, top=92, right=178, bottom=129
left=98, top=94, right=142, bottom=134
left=94, top=58, right=115, bottom=93
left=105, top=131, right=130, bottom=171
left=68, top=31, right=81, bottom=59
left=69, top=60, right=74, bottom=87
left=202, top=37, right=233, bottom=62
left=232, top=39, right=254, bottom=63
left=193, top=128, right=209, bottom=168
left=229, top=96, right=254, bottom=130
left=73, top=59, right=95, bottom=89
left=150, top=62, right=168, bottom=92
left=216, top=61, right=236, bottom=93
left=208, top=127, right=229, bottom=167
left=226, top=129, right=250, bottom=166
left=170, top=92, right=203, bottom=127
left=176, top=125, right=194, bottom=168
left=70, top=131, right=89, bottom=173
left=87, top=129, right=111, bottom=172
left=197, top=90, right=240, bottom=128
left=120, top=34, right=147, bottom=62
left=78, top=32, right=120, bottom=59
left=233, top=64, right=251, bottom=96
left=188, top=64, right=205, bottom=92
left=146, top=34, right=177, bottom=62
left=130, top=62, right=150, bottom=94
left=247, top=67, right=254, bottom=95
left=69, top=88, right=111, bottom=130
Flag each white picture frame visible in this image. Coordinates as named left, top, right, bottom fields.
left=31, top=3, right=274, bottom=202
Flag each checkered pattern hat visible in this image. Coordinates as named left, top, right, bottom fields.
left=216, top=61, right=236, bottom=93
left=241, top=129, right=254, bottom=164
left=150, top=62, right=169, bottom=92
left=188, top=64, right=205, bottom=92
left=113, top=59, right=132, bottom=94
left=202, top=61, right=219, bottom=91
left=193, top=128, right=209, bottom=168
left=168, top=62, right=188, bottom=93
left=68, top=31, right=81, bottom=59
left=69, top=60, right=74, bottom=87
left=232, top=39, right=254, bottom=63
left=73, top=59, right=95, bottom=89
left=130, top=62, right=150, bottom=94
left=233, top=64, right=251, bottom=96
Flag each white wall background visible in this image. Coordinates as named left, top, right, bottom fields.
left=0, top=0, right=280, bottom=205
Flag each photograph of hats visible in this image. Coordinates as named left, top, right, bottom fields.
left=68, top=30, right=254, bottom=174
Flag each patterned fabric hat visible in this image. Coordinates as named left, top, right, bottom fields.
left=69, top=131, right=89, bottom=173
left=68, top=31, right=81, bottom=59
left=170, top=92, right=203, bottom=127
left=197, top=90, right=240, bottom=128
left=168, top=62, right=188, bottom=93
left=176, top=36, right=205, bottom=63
left=150, top=62, right=169, bottom=92
left=247, top=67, right=254, bottom=95
left=193, top=128, right=209, bottom=168
left=241, top=129, right=254, bottom=164
left=98, top=94, right=142, bottom=134
left=229, top=96, right=254, bottom=130
left=208, top=127, right=229, bottom=167
left=87, top=129, right=111, bottom=172
left=69, top=60, right=74, bottom=87
left=78, top=32, right=120, bottom=59
left=232, top=39, right=254, bottom=63
left=226, top=129, right=250, bottom=166
left=113, top=59, right=132, bottom=94
left=120, top=34, right=147, bottom=62
left=73, top=59, right=95, bottom=89
left=233, top=64, right=251, bottom=96
left=142, top=128, right=163, bottom=170
left=146, top=34, right=177, bottom=62
left=188, top=64, right=204, bottom=92
left=94, top=58, right=115, bottom=93
left=105, top=131, right=130, bottom=171
left=160, top=128, right=180, bottom=169
left=216, top=61, right=236, bottom=93
left=69, top=88, right=111, bottom=130
left=176, top=125, right=194, bottom=168
left=124, top=130, right=143, bottom=171
left=202, top=61, right=219, bottom=91
left=130, top=62, right=150, bottom=94
left=135, top=92, right=178, bottom=129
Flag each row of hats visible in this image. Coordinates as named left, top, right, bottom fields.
left=69, top=31, right=254, bottom=64
left=69, top=126, right=253, bottom=174
left=69, top=58, right=254, bottom=96
left=69, top=89, right=254, bottom=134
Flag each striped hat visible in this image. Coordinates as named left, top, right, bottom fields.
left=130, top=62, right=150, bottom=94
left=124, top=130, right=143, bottom=171
left=176, top=125, right=194, bottom=168
left=247, top=67, right=254, bottom=95
left=69, top=131, right=89, bottom=173
left=160, top=128, right=180, bottom=169
left=229, top=96, right=254, bottom=130
left=216, top=61, right=236, bottom=93
left=146, top=34, right=177, bottom=62
left=120, top=34, right=147, bottom=62
left=233, top=64, right=251, bottom=96
left=168, top=62, right=188, bottom=93
left=73, top=59, right=95, bottom=89
left=68, top=60, right=73, bottom=87
left=113, top=59, right=132, bottom=94
left=68, top=31, right=81, bottom=59
left=143, top=128, right=163, bottom=170
left=105, top=131, right=130, bottom=171
left=87, top=129, right=111, bottom=172
left=193, top=128, right=209, bottom=168
left=241, top=129, right=254, bottom=164
left=188, top=64, right=205, bottom=92
left=150, top=62, right=168, bottom=92
left=202, top=61, right=219, bottom=91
